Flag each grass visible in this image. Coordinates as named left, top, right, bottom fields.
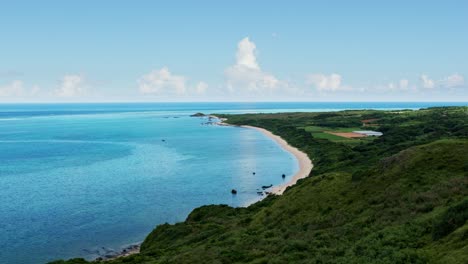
left=310, top=132, right=346, bottom=140
left=304, top=124, right=379, bottom=146
left=53, top=106, right=468, bottom=264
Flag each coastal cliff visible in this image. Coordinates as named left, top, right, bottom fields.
left=52, top=107, right=468, bottom=264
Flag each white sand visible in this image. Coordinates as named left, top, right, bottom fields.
left=241, top=125, right=313, bottom=195
left=211, top=115, right=314, bottom=194
left=100, top=119, right=312, bottom=262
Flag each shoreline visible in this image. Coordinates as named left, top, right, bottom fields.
left=92, top=243, right=140, bottom=262
left=94, top=115, right=312, bottom=262
left=241, top=125, right=313, bottom=195
left=212, top=115, right=313, bottom=195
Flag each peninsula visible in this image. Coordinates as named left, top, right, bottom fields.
left=53, top=107, right=468, bottom=264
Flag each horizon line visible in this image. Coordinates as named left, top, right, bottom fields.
left=0, top=100, right=467, bottom=104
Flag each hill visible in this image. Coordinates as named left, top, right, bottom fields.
left=52, top=107, right=468, bottom=264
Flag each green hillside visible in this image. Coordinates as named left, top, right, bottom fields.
left=53, top=107, right=468, bottom=264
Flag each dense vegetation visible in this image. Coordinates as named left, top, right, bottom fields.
left=53, top=107, right=468, bottom=264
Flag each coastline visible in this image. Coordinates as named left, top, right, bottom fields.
left=93, top=243, right=140, bottom=262
left=241, top=125, right=313, bottom=195
left=212, top=115, right=313, bottom=195
left=94, top=115, right=313, bottom=262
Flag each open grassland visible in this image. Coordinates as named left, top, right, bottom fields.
left=304, top=123, right=377, bottom=144
left=54, top=107, right=468, bottom=264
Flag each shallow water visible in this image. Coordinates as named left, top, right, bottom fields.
left=0, top=102, right=465, bottom=263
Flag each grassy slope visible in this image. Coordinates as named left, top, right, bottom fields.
left=53, top=107, right=468, bottom=264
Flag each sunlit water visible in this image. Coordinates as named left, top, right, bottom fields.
left=0, top=102, right=465, bottom=263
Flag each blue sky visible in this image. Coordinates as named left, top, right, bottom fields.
left=0, top=0, right=467, bottom=102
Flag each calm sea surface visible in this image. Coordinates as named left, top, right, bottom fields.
left=0, top=102, right=465, bottom=263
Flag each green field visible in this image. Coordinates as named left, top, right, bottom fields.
left=304, top=124, right=378, bottom=146
left=54, top=107, right=468, bottom=264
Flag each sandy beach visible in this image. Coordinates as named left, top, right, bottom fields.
left=241, top=125, right=313, bottom=195
left=99, top=117, right=312, bottom=262
left=212, top=115, right=313, bottom=195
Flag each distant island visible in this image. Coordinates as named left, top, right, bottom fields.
left=52, top=107, right=468, bottom=264
left=190, top=112, right=206, bottom=117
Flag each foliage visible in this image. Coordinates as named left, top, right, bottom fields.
left=55, top=107, right=468, bottom=264
left=433, top=198, right=468, bottom=240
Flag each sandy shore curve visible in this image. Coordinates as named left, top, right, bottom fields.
left=241, top=125, right=313, bottom=195
left=94, top=117, right=313, bottom=262
left=212, top=115, right=313, bottom=195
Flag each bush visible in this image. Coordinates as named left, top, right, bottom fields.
left=433, top=199, right=468, bottom=240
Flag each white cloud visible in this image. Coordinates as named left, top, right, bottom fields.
left=56, top=74, right=85, bottom=97
left=225, top=37, right=282, bottom=93
left=420, top=73, right=465, bottom=89
left=386, top=79, right=410, bottom=91
left=0, top=80, right=24, bottom=97
left=420, top=74, right=435, bottom=89
left=236, top=37, right=259, bottom=70
left=30, top=85, right=41, bottom=96
left=306, top=73, right=352, bottom=92
left=195, top=81, right=208, bottom=94
left=399, top=79, right=409, bottom=90
left=307, top=73, right=341, bottom=91
left=442, top=73, right=464, bottom=88
left=138, top=67, right=186, bottom=95
left=0, top=80, right=40, bottom=98
left=225, top=65, right=279, bottom=92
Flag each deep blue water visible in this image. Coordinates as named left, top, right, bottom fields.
left=0, top=102, right=466, bottom=264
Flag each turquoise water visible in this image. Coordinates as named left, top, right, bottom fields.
left=0, top=102, right=466, bottom=263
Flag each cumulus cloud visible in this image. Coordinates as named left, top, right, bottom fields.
left=56, top=74, right=86, bottom=97
left=224, top=37, right=281, bottom=93
left=0, top=80, right=40, bottom=97
left=441, top=73, right=464, bottom=88
left=195, top=81, right=208, bottom=94
left=30, top=85, right=40, bottom=96
left=225, top=66, right=279, bottom=92
left=420, top=74, right=435, bottom=89
left=138, top=67, right=186, bottom=95
left=385, top=79, right=410, bottom=91
left=399, top=79, right=409, bottom=90
left=307, top=73, right=341, bottom=91
left=236, top=37, right=259, bottom=70
left=306, top=73, right=353, bottom=92
left=0, top=80, right=24, bottom=97
left=420, top=73, right=465, bottom=89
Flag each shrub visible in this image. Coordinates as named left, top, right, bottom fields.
left=432, top=198, right=468, bottom=240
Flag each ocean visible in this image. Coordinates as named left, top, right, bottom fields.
left=0, top=102, right=465, bottom=263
